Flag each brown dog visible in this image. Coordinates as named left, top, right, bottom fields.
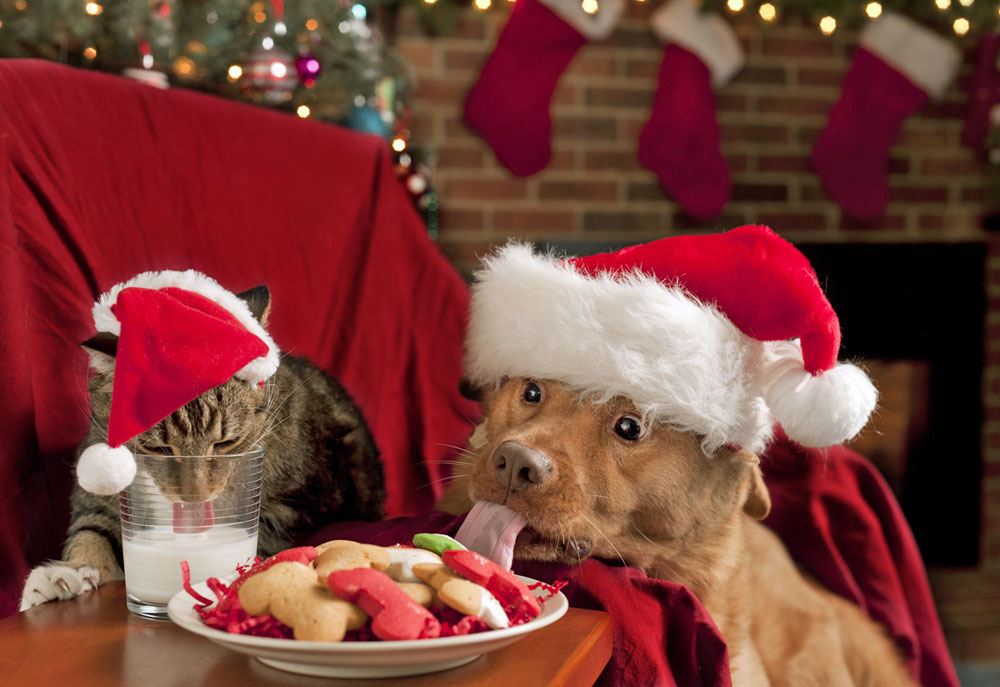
left=439, top=378, right=915, bottom=687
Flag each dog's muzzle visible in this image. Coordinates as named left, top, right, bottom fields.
left=492, top=440, right=552, bottom=492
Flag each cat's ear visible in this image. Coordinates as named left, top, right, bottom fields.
left=81, top=332, right=118, bottom=375
left=458, top=377, right=483, bottom=402
left=236, top=285, right=272, bottom=327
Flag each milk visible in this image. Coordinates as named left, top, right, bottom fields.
left=123, top=527, right=257, bottom=604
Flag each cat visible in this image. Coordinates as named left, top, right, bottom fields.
left=19, top=285, right=385, bottom=610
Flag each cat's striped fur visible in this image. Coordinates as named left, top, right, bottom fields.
left=20, top=286, right=384, bottom=610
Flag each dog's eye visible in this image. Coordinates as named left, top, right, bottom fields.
left=613, top=415, right=644, bottom=441
left=522, top=381, right=543, bottom=404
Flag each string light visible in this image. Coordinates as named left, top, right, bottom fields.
left=819, top=15, right=836, bottom=34
left=84, top=2, right=102, bottom=15
left=953, top=17, right=970, bottom=34
left=865, top=2, right=881, bottom=18
left=581, top=0, right=598, bottom=14
left=253, top=10, right=266, bottom=22
left=227, top=64, right=242, bottom=81
left=392, top=137, right=407, bottom=152
left=83, top=46, right=97, bottom=59
left=934, top=0, right=951, bottom=9
left=14, top=0, right=27, bottom=10
left=261, top=36, right=274, bottom=49
left=296, top=105, right=310, bottom=118
left=174, top=56, right=195, bottom=75
left=269, top=61, right=288, bottom=78
left=423, top=0, right=438, bottom=4
left=473, top=0, right=490, bottom=9
left=726, top=0, right=744, bottom=12
left=758, top=3, right=776, bottom=21
left=958, top=0, right=974, bottom=6
left=305, top=18, right=318, bottom=30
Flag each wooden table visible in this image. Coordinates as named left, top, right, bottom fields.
left=0, top=583, right=613, bottom=687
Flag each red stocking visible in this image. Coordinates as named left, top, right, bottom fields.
left=810, top=13, right=959, bottom=222
left=464, top=0, right=622, bottom=177
left=638, top=0, right=744, bottom=220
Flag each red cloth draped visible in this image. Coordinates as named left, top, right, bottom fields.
left=0, top=59, right=476, bottom=617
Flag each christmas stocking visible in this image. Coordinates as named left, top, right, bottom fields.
left=811, top=13, right=959, bottom=221
left=639, top=0, right=744, bottom=220
left=464, top=0, right=623, bottom=177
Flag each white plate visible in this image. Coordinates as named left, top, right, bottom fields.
left=167, top=574, right=568, bottom=679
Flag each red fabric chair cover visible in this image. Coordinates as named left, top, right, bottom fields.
left=0, top=59, right=477, bottom=617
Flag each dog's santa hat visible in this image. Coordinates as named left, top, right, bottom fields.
left=464, top=225, right=877, bottom=454
left=76, top=270, right=280, bottom=495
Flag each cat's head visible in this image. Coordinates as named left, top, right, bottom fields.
left=82, top=285, right=274, bottom=502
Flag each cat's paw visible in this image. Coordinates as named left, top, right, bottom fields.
left=19, top=563, right=102, bottom=611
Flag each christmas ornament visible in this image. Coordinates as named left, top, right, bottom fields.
left=463, top=0, right=624, bottom=177
left=295, top=49, right=322, bottom=86
left=464, top=226, right=877, bottom=454
left=77, top=270, right=280, bottom=495
left=242, top=40, right=297, bottom=104
left=810, top=12, right=960, bottom=221
left=343, top=104, right=390, bottom=138
left=241, top=0, right=297, bottom=105
left=638, top=0, right=744, bottom=220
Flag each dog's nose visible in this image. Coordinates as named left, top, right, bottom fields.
left=492, top=441, right=552, bottom=492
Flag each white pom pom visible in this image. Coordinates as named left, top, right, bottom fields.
left=764, top=360, right=878, bottom=448
left=77, top=443, right=136, bottom=495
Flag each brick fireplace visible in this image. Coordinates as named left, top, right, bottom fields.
left=394, top=1, right=1000, bottom=663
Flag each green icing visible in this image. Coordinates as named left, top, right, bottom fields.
left=413, top=532, right=467, bottom=556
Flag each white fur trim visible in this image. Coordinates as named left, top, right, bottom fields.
left=465, top=243, right=774, bottom=454
left=92, top=270, right=279, bottom=385
left=761, top=341, right=877, bottom=447
left=860, top=12, right=959, bottom=99
left=539, top=0, right=624, bottom=41
left=649, top=0, right=745, bottom=88
left=77, top=443, right=137, bottom=495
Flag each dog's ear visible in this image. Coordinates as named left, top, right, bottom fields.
left=738, top=451, right=771, bottom=520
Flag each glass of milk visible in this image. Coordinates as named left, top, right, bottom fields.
left=120, top=447, right=263, bottom=620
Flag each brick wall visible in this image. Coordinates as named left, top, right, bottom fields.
left=395, top=1, right=1000, bottom=663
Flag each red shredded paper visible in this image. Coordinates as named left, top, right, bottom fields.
left=180, top=551, right=567, bottom=641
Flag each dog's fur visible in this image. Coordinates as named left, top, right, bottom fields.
left=439, top=378, right=914, bottom=687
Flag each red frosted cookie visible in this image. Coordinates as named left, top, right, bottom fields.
left=327, top=567, right=441, bottom=641
left=441, top=549, right=540, bottom=620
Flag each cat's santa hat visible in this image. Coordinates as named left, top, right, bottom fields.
left=463, top=225, right=877, bottom=454
left=76, top=270, right=280, bottom=495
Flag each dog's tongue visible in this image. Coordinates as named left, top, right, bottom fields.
left=454, top=501, right=527, bottom=571
left=173, top=501, right=214, bottom=534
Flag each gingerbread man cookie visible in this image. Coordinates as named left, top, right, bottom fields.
left=313, top=540, right=391, bottom=579
left=237, top=561, right=366, bottom=641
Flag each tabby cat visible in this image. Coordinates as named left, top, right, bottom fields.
left=19, top=285, right=384, bottom=610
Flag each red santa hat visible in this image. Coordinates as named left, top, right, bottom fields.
left=76, top=270, right=280, bottom=495
left=463, top=225, right=877, bottom=454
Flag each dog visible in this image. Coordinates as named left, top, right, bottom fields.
left=439, top=377, right=915, bottom=687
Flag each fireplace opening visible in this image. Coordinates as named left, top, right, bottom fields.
left=799, top=243, right=986, bottom=568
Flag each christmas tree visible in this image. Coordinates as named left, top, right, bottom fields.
left=0, top=0, right=410, bottom=136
